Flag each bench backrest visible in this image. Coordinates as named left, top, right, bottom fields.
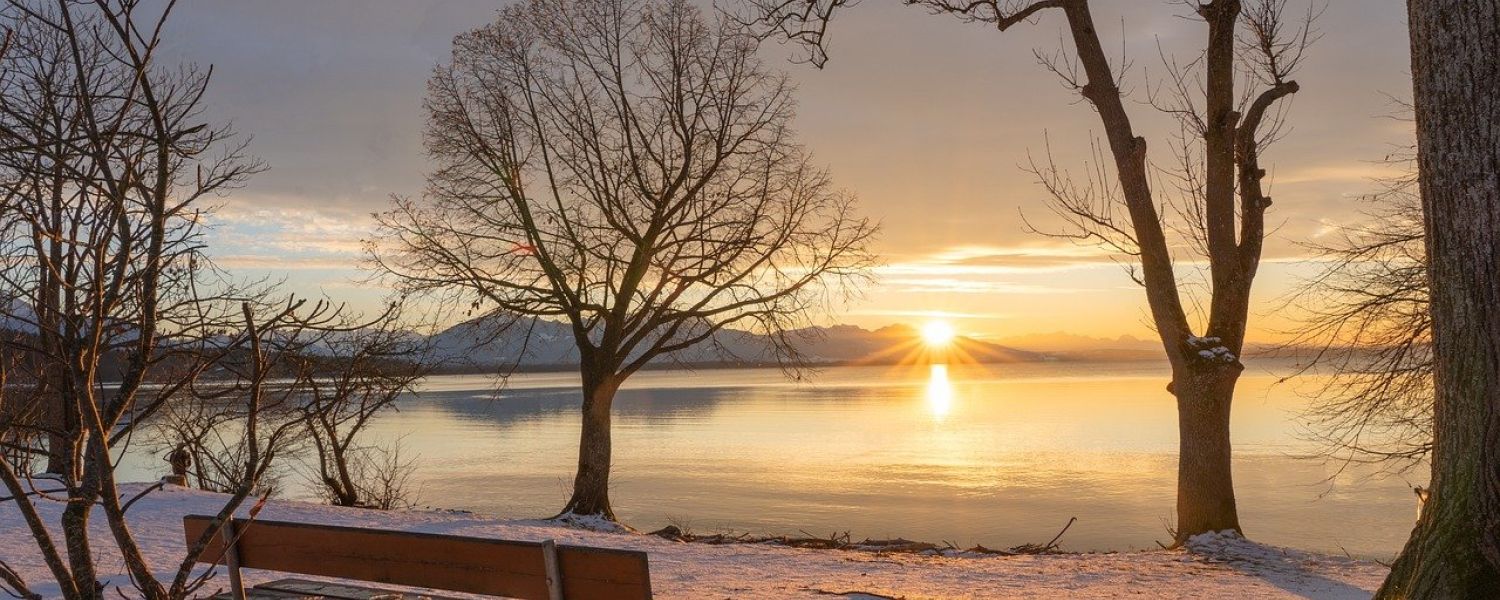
left=182, top=515, right=652, bottom=600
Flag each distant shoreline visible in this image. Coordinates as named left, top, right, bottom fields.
left=424, top=345, right=1339, bottom=376
left=423, top=351, right=1146, bottom=375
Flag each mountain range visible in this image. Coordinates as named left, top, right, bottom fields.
left=0, top=300, right=1178, bottom=374
left=992, top=331, right=1167, bottom=362
left=426, top=315, right=1046, bottom=371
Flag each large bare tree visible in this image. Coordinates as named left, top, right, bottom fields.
left=372, top=0, right=876, bottom=520
left=748, top=0, right=1312, bottom=543
left=1376, top=0, right=1500, bottom=596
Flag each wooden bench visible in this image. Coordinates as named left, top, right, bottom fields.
left=182, top=515, right=653, bottom=600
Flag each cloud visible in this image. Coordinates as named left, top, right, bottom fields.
left=850, top=309, right=1012, bottom=321
left=883, top=278, right=1061, bottom=294
left=206, top=202, right=375, bottom=266
left=883, top=243, right=1122, bottom=276
left=211, top=254, right=361, bottom=271
left=867, top=243, right=1127, bottom=296
left=1273, top=162, right=1407, bottom=186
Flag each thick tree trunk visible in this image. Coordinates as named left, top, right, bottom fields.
left=559, top=372, right=620, bottom=519
left=1376, top=0, right=1500, bottom=596
left=1173, top=366, right=1243, bottom=542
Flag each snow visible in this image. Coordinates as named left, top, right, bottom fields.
left=1188, top=336, right=1238, bottom=364
left=1, top=483, right=1390, bottom=599
left=548, top=511, right=635, bottom=534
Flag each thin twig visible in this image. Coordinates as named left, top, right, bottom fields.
left=120, top=481, right=168, bottom=514
left=1043, top=516, right=1078, bottom=550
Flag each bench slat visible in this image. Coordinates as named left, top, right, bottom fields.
left=258, top=578, right=463, bottom=600
left=210, top=585, right=321, bottom=600
left=184, top=516, right=651, bottom=600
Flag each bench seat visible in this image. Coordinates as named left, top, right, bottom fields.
left=211, top=577, right=465, bottom=599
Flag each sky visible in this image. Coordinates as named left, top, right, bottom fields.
left=157, top=0, right=1414, bottom=343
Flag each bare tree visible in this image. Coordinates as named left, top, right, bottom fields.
left=0, top=292, right=338, bottom=600
left=747, top=0, right=1313, bottom=543
left=298, top=319, right=429, bottom=509
left=0, top=1, right=305, bottom=598
left=141, top=300, right=355, bottom=498
left=1283, top=137, right=1432, bottom=472
left=144, top=306, right=430, bottom=509
left=0, top=0, right=260, bottom=477
left=144, top=379, right=301, bottom=495
left=372, top=0, right=876, bottom=520
left=1376, top=0, right=1500, bottom=595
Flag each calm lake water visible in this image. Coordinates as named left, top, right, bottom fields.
left=129, top=360, right=1424, bottom=558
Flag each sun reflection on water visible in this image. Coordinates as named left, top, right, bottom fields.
left=925, top=363, right=954, bottom=419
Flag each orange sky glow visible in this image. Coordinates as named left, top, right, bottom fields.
left=171, top=0, right=1413, bottom=345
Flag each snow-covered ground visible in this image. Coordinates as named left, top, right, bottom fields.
left=1, top=483, right=1389, bottom=599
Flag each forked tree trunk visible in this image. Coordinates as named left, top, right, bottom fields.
left=328, top=444, right=360, bottom=507
left=1376, top=0, right=1500, bottom=596
left=1051, top=0, right=1265, bottom=543
left=560, top=371, right=620, bottom=519
left=1173, top=366, right=1243, bottom=540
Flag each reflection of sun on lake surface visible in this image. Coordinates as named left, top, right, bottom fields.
left=116, top=359, right=1425, bottom=557
left=925, top=364, right=953, bottom=419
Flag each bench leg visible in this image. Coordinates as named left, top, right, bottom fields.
left=541, top=539, right=563, bottom=600
left=224, top=519, right=247, bottom=600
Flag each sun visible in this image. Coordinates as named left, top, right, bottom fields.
left=920, top=320, right=956, bottom=347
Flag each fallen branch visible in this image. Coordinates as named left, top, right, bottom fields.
left=648, top=517, right=1080, bottom=557
left=808, top=588, right=902, bottom=599
left=1007, top=516, right=1077, bottom=554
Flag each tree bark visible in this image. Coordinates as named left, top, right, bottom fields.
left=1376, top=0, right=1500, bottom=596
left=559, top=371, right=620, bottom=519
left=60, top=493, right=97, bottom=600
left=1173, top=366, right=1243, bottom=539
left=44, top=430, right=69, bottom=477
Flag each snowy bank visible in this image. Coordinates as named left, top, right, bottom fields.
left=1, top=483, right=1389, bottom=599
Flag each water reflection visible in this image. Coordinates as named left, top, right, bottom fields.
left=119, top=361, right=1424, bottom=557
left=925, top=364, right=953, bottom=420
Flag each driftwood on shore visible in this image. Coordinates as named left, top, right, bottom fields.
left=648, top=517, right=1078, bottom=557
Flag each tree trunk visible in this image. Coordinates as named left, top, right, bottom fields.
left=60, top=494, right=97, bottom=600
left=329, top=441, right=360, bottom=507
left=44, top=430, right=69, bottom=477
left=1376, top=0, right=1500, bottom=596
left=559, top=371, right=620, bottom=519
left=1173, top=366, right=1243, bottom=542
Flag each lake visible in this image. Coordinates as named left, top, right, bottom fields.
left=129, top=359, right=1424, bottom=558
